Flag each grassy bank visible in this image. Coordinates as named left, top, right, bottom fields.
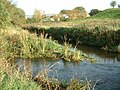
left=0, top=67, right=41, bottom=90
left=23, top=19, right=120, bottom=52
left=0, top=27, right=94, bottom=62
left=91, top=8, right=120, bottom=19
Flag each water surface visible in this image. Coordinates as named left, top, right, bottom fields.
left=16, top=46, right=120, bottom=90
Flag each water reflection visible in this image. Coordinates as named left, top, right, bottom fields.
left=78, top=45, right=120, bottom=64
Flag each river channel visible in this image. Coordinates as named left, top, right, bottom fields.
left=16, top=46, right=120, bottom=90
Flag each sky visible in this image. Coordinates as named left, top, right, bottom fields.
left=13, top=0, right=120, bottom=15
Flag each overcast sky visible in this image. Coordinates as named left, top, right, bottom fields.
left=13, top=0, right=120, bottom=15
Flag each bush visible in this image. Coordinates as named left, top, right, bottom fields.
left=0, top=0, right=26, bottom=27
left=0, top=3, right=10, bottom=28
left=89, top=9, right=101, bottom=16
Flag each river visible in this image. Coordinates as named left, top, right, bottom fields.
left=16, top=46, right=120, bottom=90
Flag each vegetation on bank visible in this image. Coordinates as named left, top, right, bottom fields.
left=0, top=60, right=94, bottom=90
left=0, top=68, right=41, bottom=90
left=23, top=19, right=120, bottom=53
left=0, top=27, right=96, bottom=90
left=0, top=27, right=94, bottom=62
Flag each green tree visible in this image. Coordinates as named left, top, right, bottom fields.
left=118, top=4, right=120, bottom=8
left=110, top=0, right=117, bottom=8
left=89, top=9, right=100, bottom=16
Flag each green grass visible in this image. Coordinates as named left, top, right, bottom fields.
left=0, top=63, right=41, bottom=90
left=91, top=8, right=120, bottom=19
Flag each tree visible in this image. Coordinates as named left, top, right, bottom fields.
left=118, top=4, right=120, bottom=8
left=59, top=6, right=87, bottom=20
left=73, top=6, right=85, bottom=12
left=32, top=9, right=44, bottom=22
left=60, top=10, right=68, bottom=14
left=89, top=9, right=100, bottom=16
left=110, top=0, right=117, bottom=8
left=71, top=6, right=87, bottom=19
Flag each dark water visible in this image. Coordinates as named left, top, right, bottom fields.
left=16, top=46, right=120, bottom=90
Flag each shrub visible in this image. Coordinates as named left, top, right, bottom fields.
left=0, top=3, right=10, bottom=28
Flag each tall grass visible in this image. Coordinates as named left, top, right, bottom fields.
left=0, top=60, right=41, bottom=90
left=0, top=27, right=92, bottom=61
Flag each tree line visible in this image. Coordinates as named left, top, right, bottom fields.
left=28, top=0, right=120, bottom=23
left=28, top=6, right=88, bottom=23
left=0, top=0, right=120, bottom=26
